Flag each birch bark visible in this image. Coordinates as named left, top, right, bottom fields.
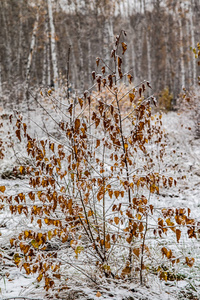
left=130, top=36, right=136, bottom=82
left=143, top=0, right=152, bottom=83
left=164, top=12, right=170, bottom=88
left=42, top=13, right=49, bottom=86
left=178, top=16, right=185, bottom=88
left=0, top=64, right=2, bottom=94
left=103, top=18, right=111, bottom=66
left=47, top=37, right=51, bottom=87
left=25, top=3, right=40, bottom=84
left=18, top=6, right=23, bottom=78
left=47, top=0, right=59, bottom=89
left=87, top=37, right=92, bottom=86
left=186, top=18, right=192, bottom=86
left=77, top=21, right=84, bottom=89
left=189, top=2, right=196, bottom=84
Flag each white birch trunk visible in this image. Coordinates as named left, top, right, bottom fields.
left=42, top=15, right=49, bottom=86
left=186, top=18, right=192, bottom=86
left=164, top=14, right=170, bottom=88
left=18, top=7, right=23, bottom=77
left=0, top=64, right=2, bottom=94
left=129, top=35, right=136, bottom=83
left=103, top=19, right=111, bottom=66
left=42, top=43, right=47, bottom=86
left=47, top=0, right=59, bottom=89
left=178, top=17, right=185, bottom=88
left=88, top=38, right=92, bottom=86
left=135, top=27, right=143, bottom=83
left=26, top=4, right=40, bottom=83
left=143, top=0, right=151, bottom=83
left=76, top=19, right=84, bottom=89
left=189, top=3, right=196, bottom=84
left=47, top=39, right=51, bottom=86
left=146, top=32, right=152, bottom=83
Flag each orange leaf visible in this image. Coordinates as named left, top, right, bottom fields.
left=37, top=273, right=43, bottom=282
left=78, top=97, right=83, bottom=108
left=185, top=257, right=195, bottom=267
left=161, top=247, right=168, bottom=257
left=19, top=166, right=24, bottom=174
left=96, top=291, right=102, bottom=297
left=48, top=231, right=52, bottom=240
left=96, top=57, right=100, bottom=66
left=10, top=239, right=15, bottom=246
left=121, top=42, right=127, bottom=55
left=0, top=186, right=6, bottom=193
left=127, top=74, right=133, bottom=84
left=108, top=190, right=113, bottom=199
left=188, top=208, right=191, bottom=217
left=176, top=229, right=181, bottom=243
left=96, top=139, right=100, bottom=148
left=14, top=253, right=21, bottom=266
left=136, top=213, right=142, bottom=220
left=50, top=143, right=55, bottom=152
left=16, top=129, right=21, bottom=142
left=97, top=190, right=104, bottom=201
left=114, top=217, right=120, bottom=225
left=75, top=119, right=80, bottom=131
left=24, top=230, right=29, bottom=238
left=124, top=143, right=128, bottom=151
left=133, top=247, right=140, bottom=257
left=105, top=241, right=111, bottom=249
left=121, top=266, right=131, bottom=275
left=166, top=218, right=176, bottom=232
left=139, top=222, right=144, bottom=232
left=88, top=210, right=93, bottom=217
left=114, top=190, right=120, bottom=199
left=129, top=92, right=135, bottom=102
left=68, top=104, right=73, bottom=115
left=117, top=56, right=122, bottom=67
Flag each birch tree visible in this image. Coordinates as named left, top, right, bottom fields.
left=0, top=65, right=2, bottom=95
left=178, top=17, right=185, bottom=88
left=189, top=1, right=197, bottom=84
left=143, top=0, right=152, bottom=83
left=42, top=11, right=51, bottom=87
left=25, top=2, right=40, bottom=85
left=47, top=0, right=59, bottom=89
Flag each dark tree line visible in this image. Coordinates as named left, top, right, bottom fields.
left=0, top=0, right=199, bottom=107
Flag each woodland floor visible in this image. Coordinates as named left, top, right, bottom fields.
left=0, top=101, right=200, bottom=299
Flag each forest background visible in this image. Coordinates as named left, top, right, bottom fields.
left=0, top=0, right=200, bottom=107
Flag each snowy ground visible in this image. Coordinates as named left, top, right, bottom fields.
left=0, top=101, right=200, bottom=299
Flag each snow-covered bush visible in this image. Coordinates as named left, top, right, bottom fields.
left=1, top=32, right=199, bottom=297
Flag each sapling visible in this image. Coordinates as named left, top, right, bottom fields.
left=0, top=32, right=199, bottom=297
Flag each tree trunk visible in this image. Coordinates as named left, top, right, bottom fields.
left=189, top=2, right=197, bottom=85
left=1, top=1, right=12, bottom=88
left=0, top=64, right=2, bottom=95
left=178, top=17, right=185, bottom=88
left=47, top=0, right=59, bottom=89
left=26, top=3, right=40, bottom=84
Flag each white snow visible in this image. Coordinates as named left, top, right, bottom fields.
left=0, top=93, right=200, bottom=299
